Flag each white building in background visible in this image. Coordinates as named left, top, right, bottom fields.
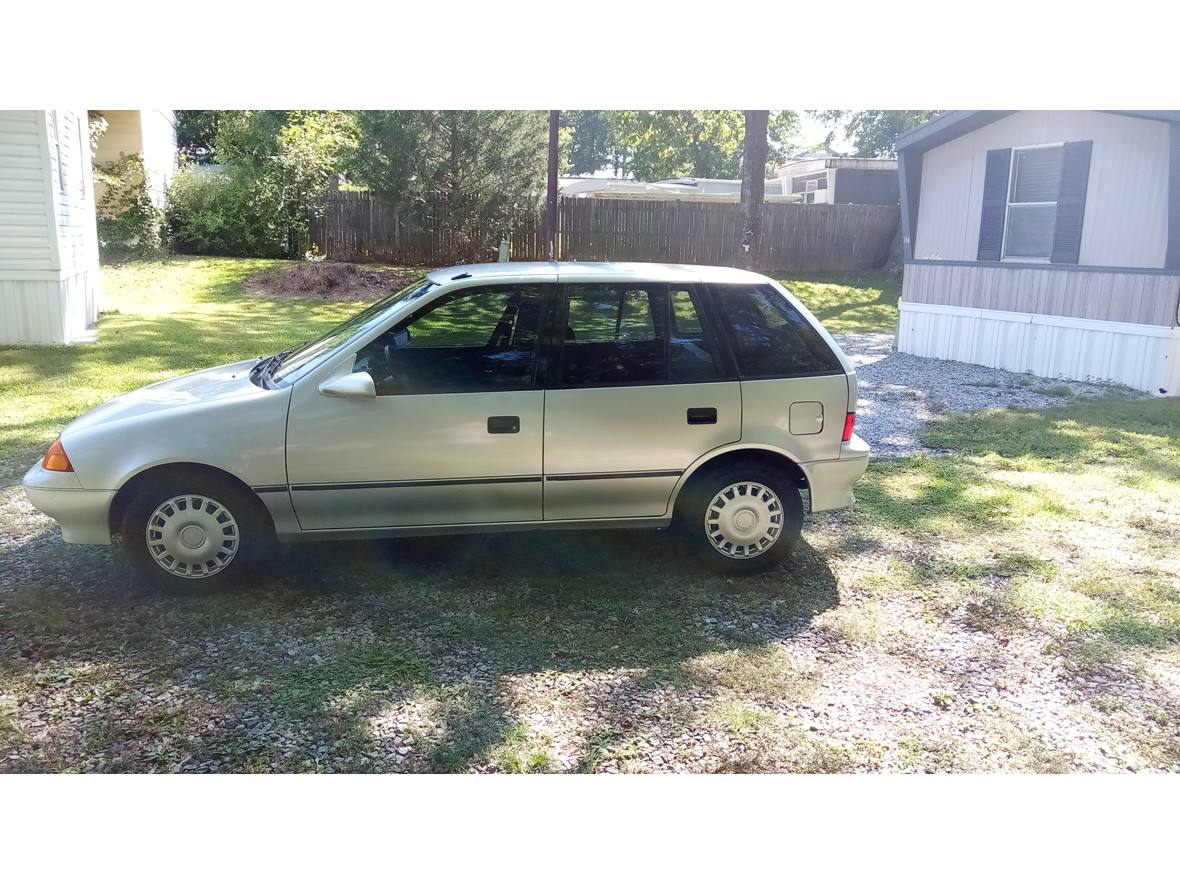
left=0, top=109, right=177, bottom=345
left=558, top=176, right=801, bottom=203
left=91, top=109, right=178, bottom=208
left=0, top=110, right=101, bottom=345
left=774, top=157, right=899, bottom=206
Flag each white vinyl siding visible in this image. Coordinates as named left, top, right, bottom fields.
left=914, top=111, right=1170, bottom=268
left=0, top=110, right=101, bottom=344
left=0, top=110, right=56, bottom=272
left=48, top=110, right=98, bottom=276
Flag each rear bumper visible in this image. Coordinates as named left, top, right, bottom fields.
left=804, top=435, right=870, bottom=512
left=22, top=462, right=115, bottom=545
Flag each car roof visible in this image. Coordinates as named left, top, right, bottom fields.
left=426, top=261, right=773, bottom=286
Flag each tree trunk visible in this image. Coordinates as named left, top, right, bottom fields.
left=739, top=110, right=769, bottom=270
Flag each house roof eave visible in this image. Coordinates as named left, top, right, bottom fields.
left=894, top=111, right=1014, bottom=156
left=896, top=109, right=1180, bottom=156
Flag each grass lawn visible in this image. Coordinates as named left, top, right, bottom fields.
left=778, top=271, right=900, bottom=334
left=0, top=256, right=1177, bottom=772
left=0, top=257, right=372, bottom=466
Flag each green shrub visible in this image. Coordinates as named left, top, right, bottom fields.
left=94, top=153, right=164, bottom=260
left=165, top=163, right=292, bottom=258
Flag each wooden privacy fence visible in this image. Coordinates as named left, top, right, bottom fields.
left=311, top=192, right=899, bottom=273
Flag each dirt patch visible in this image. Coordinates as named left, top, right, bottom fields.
left=246, top=262, right=414, bottom=302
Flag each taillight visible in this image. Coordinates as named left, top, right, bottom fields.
left=842, top=412, right=856, bottom=442
left=42, top=438, right=73, bottom=472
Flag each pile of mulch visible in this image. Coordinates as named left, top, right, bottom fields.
left=246, top=262, right=415, bottom=301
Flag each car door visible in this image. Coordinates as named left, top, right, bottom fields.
left=285, top=283, right=550, bottom=531
left=542, top=281, right=741, bottom=520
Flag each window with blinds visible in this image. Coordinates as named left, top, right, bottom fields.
left=1002, top=145, right=1063, bottom=259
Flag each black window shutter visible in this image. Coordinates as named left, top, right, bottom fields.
left=977, top=148, right=1011, bottom=260
left=1051, top=140, right=1093, bottom=264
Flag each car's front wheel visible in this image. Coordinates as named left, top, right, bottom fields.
left=120, top=470, right=271, bottom=591
left=675, top=463, right=803, bottom=574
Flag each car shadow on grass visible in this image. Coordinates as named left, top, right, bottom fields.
left=0, top=525, right=839, bottom=772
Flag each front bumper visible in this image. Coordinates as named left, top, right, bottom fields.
left=22, top=462, right=116, bottom=545
left=803, top=434, right=870, bottom=512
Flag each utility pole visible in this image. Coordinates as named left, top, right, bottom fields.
left=547, top=110, right=560, bottom=261
left=740, top=110, right=770, bottom=270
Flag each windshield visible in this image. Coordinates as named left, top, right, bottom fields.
left=269, top=277, right=438, bottom=385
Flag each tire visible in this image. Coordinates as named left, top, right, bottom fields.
left=674, top=463, right=803, bottom=575
left=120, top=468, right=272, bottom=592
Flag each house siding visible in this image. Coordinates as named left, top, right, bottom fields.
left=0, top=109, right=101, bottom=345
left=898, top=299, right=1180, bottom=395
left=913, top=111, right=1171, bottom=268
left=0, top=110, right=56, bottom=272
left=49, top=110, right=99, bottom=277
left=902, top=262, right=1180, bottom=327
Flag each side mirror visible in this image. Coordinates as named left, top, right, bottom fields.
left=318, top=372, right=376, bottom=399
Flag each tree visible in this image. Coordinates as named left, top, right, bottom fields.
left=601, top=110, right=797, bottom=181
left=562, top=110, right=615, bottom=175
left=810, top=110, right=941, bottom=158
left=175, top=110, right=223, bottom=162
left=740, top=111, right=769, bottom=270
left=168, top=110, right=358, bottom=256
left=350, top=111, right=548, bottom=259
left=212, top=110, right=290, bottom=167
left=275, top=111, right=358, bottom=211
left=605, top=110, right=741, bottom=180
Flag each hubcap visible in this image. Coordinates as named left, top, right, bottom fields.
left=704, top=481, right=783, bottom=560
left=145, top=494, right=240, bottom=579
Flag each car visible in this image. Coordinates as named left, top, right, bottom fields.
left=23, top=262, right=869, bottom=589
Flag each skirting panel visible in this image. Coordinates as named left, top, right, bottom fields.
left=897, top=301, right=1180, bottom=395
left=0, top=267, right=102, bottom=344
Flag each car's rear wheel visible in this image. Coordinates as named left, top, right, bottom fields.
left=675, top=463, right=803, bottom=574
left=120, top=470, right=271, bottom=591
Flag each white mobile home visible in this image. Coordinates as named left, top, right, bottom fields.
left=896, top=110, right=1180, bottom=394
left=775, top=157, right=899, bottom=206
left=91, top=109, right=178, bottom=208
left=0, top=110, right=101, bottom=344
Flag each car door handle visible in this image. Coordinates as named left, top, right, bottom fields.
left=487, top=415, right=520, bottom=434
left=687, top=407, right=717, bottom=425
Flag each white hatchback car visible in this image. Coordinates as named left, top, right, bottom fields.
left=24, top=262, right=869, bottom=589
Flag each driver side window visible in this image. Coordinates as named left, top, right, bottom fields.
left=354, top=285, right=546, bottom=395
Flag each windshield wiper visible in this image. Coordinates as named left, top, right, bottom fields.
left=251, top=350, right=290, bottom=388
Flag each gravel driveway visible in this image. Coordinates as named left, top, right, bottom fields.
left=834, top=333, right=1130, bottom=457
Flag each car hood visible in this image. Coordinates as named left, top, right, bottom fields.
left=62, top=359, right=267, bottom=438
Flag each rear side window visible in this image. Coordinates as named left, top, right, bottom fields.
left=712, top=284, right=842, bottom=377
left=559, top=284, right=727, bottom=387
left=562, top=286, right=665, bottom=386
